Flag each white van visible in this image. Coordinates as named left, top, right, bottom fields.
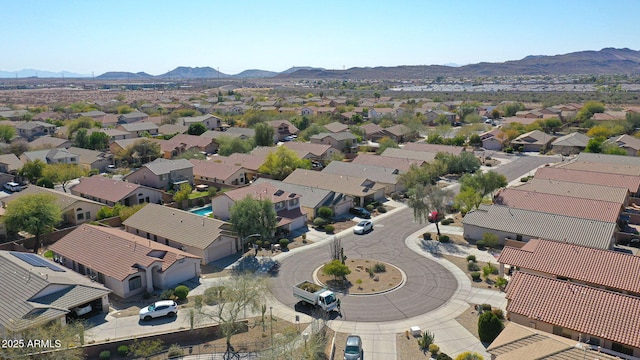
left=3, top=182, right=23, bottom=192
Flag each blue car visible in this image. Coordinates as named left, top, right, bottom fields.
left=349, top=207, right=371, bottom=219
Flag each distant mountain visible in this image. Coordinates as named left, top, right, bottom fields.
left=280, top=66, right=325, bottom=75
left=0, top=69, right=90, bottom=78
left=233, top=69, right=278, bottom=78
left=97, top=71, right=154, bottom=80
left=158, top=66, right=230, bottom=79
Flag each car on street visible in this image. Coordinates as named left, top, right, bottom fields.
left=344, top=335, right=363, bottom=360
left=353, top=220, right=373, bottom=234
left=139, top=300, right=178, bottom=321
left=349, top=207, right=371, bottom=219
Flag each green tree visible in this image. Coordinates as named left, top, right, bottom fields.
left=254, top=122, right=275, bottom=146
left=88, top=131, right=110, bottom=150
left=376, top=136, right=399, bottom=154
left=455, top=352, right=484, bottom=360
left=67, top=116, right=96, bottom=137
left=195, top=274, right=267, bottom=357
left=117, top=138, right=162, bottom=166
left=576, top=100, right=605, bottom=121
left=173, top=183, right=192, bottom=202
left=482, top=232, right=499, bottom=249
left=456, top=187, right=483, bottom=212
left=317, top=206, right=334, bottom=220
left=3, top=193, right=62, bottom=253
left=217, top=136, right=255, bottom=156
left=42, top=163, right=88, bottom=192
left=298, top=123, right=326, bottom=141
left=229, top=196, right=277, bottom=243
left=543, top=117, right=562, bottom=133
left=478, top=312, right=504, bottom=343
left=458, top=171, right=507, bottom=199
left=258, top=146, right=310, bottom=180
left=19, top=159, right=47, bottom=183
left=0, top=124, right=16, bottom=142
left=407, top=184, right=453, bottom=236
left=501, top=102, right=524, bottom=117
left=584, top=137, right=604, bottom=153
left=187, top=122, right=207, bottom=136
left=117, top=105, right=134, bottom=114
left=469, top=134, right=482, bottom=147
left=74, top=128, right=89, bottom=148
left=322, top=259, right=351, bottom=279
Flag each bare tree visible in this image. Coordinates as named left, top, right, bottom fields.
left=329, top=236, right=341, bottom=261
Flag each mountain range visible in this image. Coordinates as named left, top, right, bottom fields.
left=2, top=48, right=639, bottom=80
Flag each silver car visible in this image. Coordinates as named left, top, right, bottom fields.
left=344, top=335, right=363, bottom=360
left=139, top=300, right=178, bottom=321
left=353, top=220, right=373, bottom=235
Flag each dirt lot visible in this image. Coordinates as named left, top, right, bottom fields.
left=317, top=259, right=402, bottom=294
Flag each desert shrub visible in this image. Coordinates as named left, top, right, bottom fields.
left=313, top=217, right=328, bottom=227
left=476, top=240, right=486, bottom=250
left=262, top=241, right=271, bottom=249
left=505, top=147, right=513, bottom=153
left=377, top=205, right=387, bottom=213
left=423, top=233, right=431, bottom=240
left=520, top=177, right=530, bottom=182
left=492, top=308, right=505, bottom=319
left=317, top=206, right=333, bottom=219
left=174, top=285, right=189, bottom=301
left=495, top=277, right=508, bottom=289
left=324, top=225, right=335, bottom=233
left=429, top=343, right=440, bottom=355
left=455, top=352, right=484, bottom=360
left=439, top=235, right=450, bottom=243
left=418, top=330, right=435, bottom=351
left=482, top=232, right=499, bottom=249
left=43, top=250, right=54, bottom=258
left=481, top=303, right=492, bottom=311
left=478, top=312, right=504, bottom=343
left=167, top=344, right=183, bottom=358
left=391, top=192, right=402, bottom=201
left=437, top=353, right=453, bottom=360
left=441, top=218, right=452, bottom=225
left=99, top=350, right=111, bottom=359
left=117, top=345, right=129, bottom=357
left=483, top=263, right=499, bottom=277
left=467, top=262, right=480, bottom=271
left=365, top=204, right=374, bottom=212
left=466, top=255, right=476, bottom=262
left=471, top=272, right=481, bottom=281
left=160, top=288, right=175, bottom=300
left=279, top=238, right=289, bottom=249
left=255, top=240, right=263, bottom=248
left=373, top=263, right=386, bottom=273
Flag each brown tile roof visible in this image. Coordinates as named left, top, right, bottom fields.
left=360, top=123, right=383, bottom=135
left=71, top=176, right=142, bottom=203
left=162, top=134, right=214, bottom=151
left=189, top=159, right=244, bottom=181
left=513, top=178, right=629, bottom=204
left=276, top=207, right=306, bottom=227
left=402, top=143, right=465, bottom=155
left=506, top=272, right=640, bottom=349
left=351, top=154, right=424, bottom=173
left=284, top=169, right=386, bottom=197
left=212, top=153, right=264, bottom=171
left=493, top=188, right=621, bottom=223
left=49, top=224, right=200, bottom=281
left=282, top=142, right=332, bottom=157
left=536, top=166, right=640, bottom=193
left=222, top=182, right=300, bottom=203
left=557, top=161, right=640, bottom=176
left=380, top=148, right=437, bottom=162
left=323, top=122, right=349, bottom=133
left=500, top=239, right=640, bottom=295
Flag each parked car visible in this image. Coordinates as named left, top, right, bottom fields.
left=344, top=335, right=363, bottom=360
left=353, top=220, right=373, bottom=234
left=3, top=182, right=24, bottom=193
left=349, top=207, right=371, bottom=219
left=72, top=304, right=92, bottom=317
left=139, top=300, right=178, bottom=321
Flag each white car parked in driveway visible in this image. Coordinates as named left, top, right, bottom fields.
left=139, top=300, right=178, bottom=321
left=353, top=220, right=373, bottom=234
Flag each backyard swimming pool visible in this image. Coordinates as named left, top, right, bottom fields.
left=189, top=204, right=213, bottom=217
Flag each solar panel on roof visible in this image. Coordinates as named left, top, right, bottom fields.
left=10, top=252, right=65, bottom=272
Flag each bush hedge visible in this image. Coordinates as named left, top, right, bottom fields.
left=439, top=235, right=450, bottom=243
left=471, top=272, right=481, bottom=281
left=478, top=312, right=504, bottom=343
left=99, top=350, right=111, bottom=359
left=279, top=238, right=289, bottom=249
left=467, top=262, right=480, bottom=271
left=174, top=285, right=189, bottom=301
left=117, top=345, right=129, bottom=357
left=324, top=225, right=335, bottom=233
left=377, top=206, right=387, bottom=213
left=466, top=255, right=476, bottom=262
left=476, top=240, right=486, bottom=250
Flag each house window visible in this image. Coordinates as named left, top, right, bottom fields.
left=289, top=198, right=298, bottom=206
left=516, top=234, right=523, bottom=241
left=85, top=211, right=90, bottom=220
left=588, top=337, right=600, bottom=347
left=612, top=342, right=633, bottom=355
left=76, top=208, right=84, bottom=221
left=128, top=276, right=142, bottom=291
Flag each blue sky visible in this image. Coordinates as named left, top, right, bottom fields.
left=2, top=0, right=637, bottom=76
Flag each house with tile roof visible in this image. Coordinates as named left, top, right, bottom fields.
left=108, top=137, right=164, bottom=155
left=505, top=272, right=640, bottom=358
left=534, top=166, right=640, bottom=195
left=322, top=161, right=405, bottom=194
left=359, top=123, right=384, bottom=140
left=510, top=130, right=555, bottom=152
left=513, top=178, right=630, bottom=205
left=605, top=134, right=640, bottom=157
left=253, top=178, right=353, bottom=218
left=462, top=204, right=616, bottom=250
left=498, top=238, right=640, bottom=296
left=70, top=175, right=163, bottom=207
left=2, top=186, right=105, bottom=226
left=281, top=142, right=337, bottom=161
left=16, top=121, right=56, bottom=141
left=575, top=152, right=640, bottom=167
left=20, top=148, right=79, bottom=165
left=0, top=250, right=111, bottom=333
left=550, top=132, right=590, bottom=155
left=557, top=160, right=640, bottom=176
left=189, top=159, right=250, bottom=188
left=116, top=121, right=159, bottom=137
left=124, top=158, right=193, bottom=190
left=479, top=128, right=507, bottom=151
left=351, top=153, right=425, bottom=173
left=323, top=121, right=349, bottom=134
left=123, top=204, right=238, bottom=264
left=158, top=124, right=189, bottom=137
left=284, top=168, right=385, bottom=207
left=211, top=182, right=306, bottom=233
left=117, top=111, right=149, bottom=124
left=402, top=143, right=465, bottom=155
left=65, top=147, right=112, bottom=172
left=179, top=114, right=223, bottom=131
left=159, top=134, right=217, bottom=159
left=98, top=128, right=133, bottom=141
left=310, top=132, right=358, bottom=153
left=266, top=120, right=299, bottom=142
left=27, top=135, right=72, bottom=150
left=50, top=224, right=201, bottom=298
left=372, top=124, right=415, bottom=142
left=0, top=153, right=24, bottom=174
left=493, top=188, right=623, bottom=223
left=379, top=148, right=438, bottom=163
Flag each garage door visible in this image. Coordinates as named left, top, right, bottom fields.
left=208, top=237, right=236, bottom=263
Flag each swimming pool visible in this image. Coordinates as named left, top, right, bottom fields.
left=189, top=204, right=213, bottom=217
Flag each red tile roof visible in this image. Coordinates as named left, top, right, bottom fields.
left=500, top=239, right=640, bottom=295
left=493, top=188, right=622, bottom=223
left=189, top=159, right=243, bottom=181
left=49, top=224, right=200, bottom=281
left=537, top=166, right=640, bottom=193
left=506, top=272, right=640, bottom=349
left=71, top=176, right=142, bottom=203
left=212, top=153, right=264, bottom=171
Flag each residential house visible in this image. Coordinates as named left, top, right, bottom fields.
left=379, top=148, right=437, bottom=163
left=179, top=114, right=223, bottom=130
left=124, top=158, right=194, bottom=190
left=424, top=110, right=456, bottom=125
left=189, top=159, right=250, bottom=188
left=574, top=152, right=640, bottom=167
left=28, top=136, right=72, bottom=149
left=16, top=121, right=56, bottom=140
left=211, top=182, right=307, bottom=234
left=557, top=160, right=640, bottom=176
left=402, top=143, right=465, bottom=155
left=225, top=127, right=256, bottom=138
left=534, top=166, right=640, bottom=196
left=493, top=188, right=622, bottom=223
left=284, top=168, right=386, bottom=207
left=66, top=147, right=112, bottom=172
left=99, top=128, right=133, bottom=141
left=300, top=107, right=316, bottom=116
left=359, top=123, right=384, bottom=141
left=479, top=128, right=507, bottom=151
left=378, top=124, right=415, bottom=143
left=0, top=250, right=111, bottom=333
left=21, top=148, right=79, bottom=165
left=266, top=120, right=299, bottom=142
left=209, top=153, right=264, bottom=182
left=78, top=110, right=107, bottom=121
left=2, top=186, right=104, bottom=226
left=324, top=121, right=349, bottom=133
left=253, top=178, right=353, bottom=218
left=50, top=224, right=201, bottom=298
left=368, top=108, right=396, bottom=120
left=515, top=110, right=543, bottom=118
left=351, top=154, right=424, bottom=173
left=505, top=272, right=640, bottom=358
left=123, top=204, right=239, bottom=264
left=159, top=134, right=217, bottom=159
left=310, top=132, right=357, bottom=153
left=510, top=130, right=555, bottom=152
left=108, top=137, right=164, bottom=156
left=116, top=122, right=159, bottom=137
left=322, top=161, right=405, bottom=194
left=158, top=124, right=189, bottom=136
left=0, top=109, right=30, bottom=121
left=70, top=175, right=163, bottom=207
left=0, top=153, right=25, bottom=174
left=550, top=132, right=590, bottom=155
left=592, top=111, right=627, bottom=121
left=501, top=116, right=540, bottom=126
left=605, top=134, right=640, bottom=156
left=462, top=204, right=616, bottom=250
left=282, top=142, right=337, bottom=162
left=117, top=111, right=149, bottom=124
left=514, top=178, right=630, bottom=205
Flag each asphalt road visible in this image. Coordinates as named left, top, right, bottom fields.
left=268, top=209, right=457, bottom=322
left=490, top=153, right=560, bottom=182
